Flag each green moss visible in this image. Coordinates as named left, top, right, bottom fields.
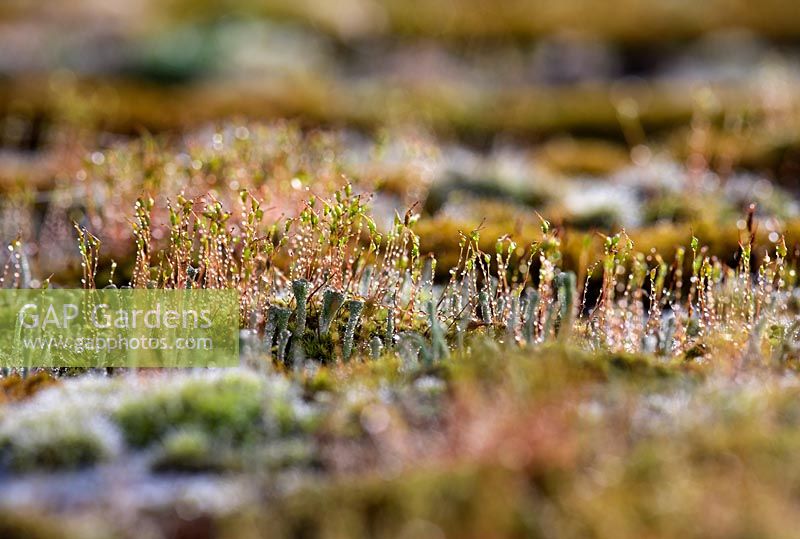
left=302, top=367, right=336, bottom=395
left=603, top=352, right=677, bottom=379
left=0, top=415, right=118, bottom=472
left=299, top=330, right=336, bottom=365
left=267, top=396, right=320, bottom=436
left=113, top=373, right=264, bottom=448
left=152, top=428, right=226, bottom=473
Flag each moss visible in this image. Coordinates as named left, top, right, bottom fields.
left=604, top=352, right=676, bottom=378
left=642, top=194, right=707, bottom=225
left=256, top=439, right=318, bottom=471
left=113, top=373, right=264, bottom=448
left=268, top=397, right=320, bottom=436
left=151, top=428, right=227, bottom=473
left=299, top=330, right=336, bottom=365
left=0, top=414, right=119, bottom=472
left=226, top=464, right=534, bottom=539
left=302, top=367, right=336, bottom=395
left=683, top=343, right=708, bottom=361
left=538, top=137, right=630, bottom=176
left=564, top=207, right=622, bottom=230
left=422, top=173, right=548, bottom=215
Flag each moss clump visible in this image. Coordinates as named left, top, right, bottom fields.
left=0, top=413, right=119, bottom=472
left=152, top=428, right=225, bottom=473
left=302, top=367, right=336, bottom=396
left=113, top=372, right=264, bottom=448
left=267, top=394, right=320, bottom=437
left=602, top=352, right=677, bottom=379
left=295, top=330, right=336, bottom=365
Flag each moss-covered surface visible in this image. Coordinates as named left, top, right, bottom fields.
left=2, top=342, right=800, bottom=538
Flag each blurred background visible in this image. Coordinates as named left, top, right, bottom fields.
left=2, top=0, right=800, bottom=281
